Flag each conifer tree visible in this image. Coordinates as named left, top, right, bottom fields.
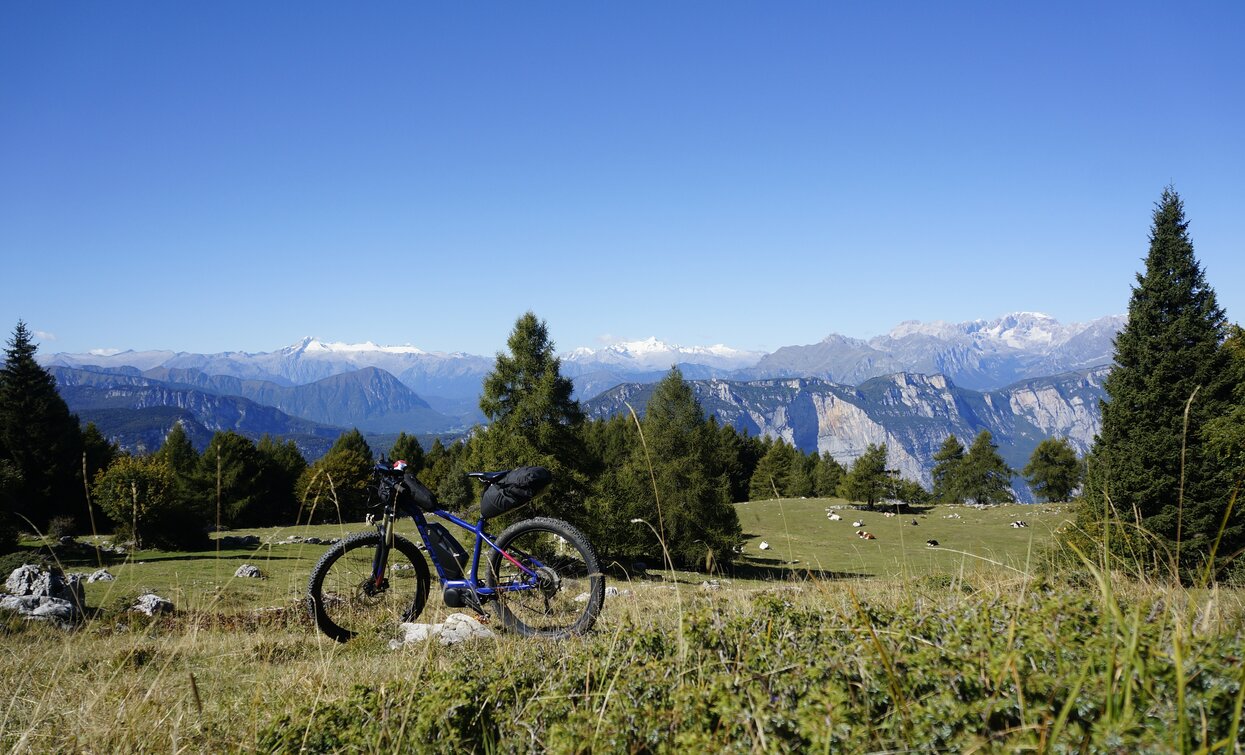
left=194, top=431, right=262, bottom=527
left=0, top=321, right=83, bottom=529
left=838, top=444, right=889, bottom=509
left=298, top=429, right=374, bottom=522
left=1023, top=437, right=1082, bottom=502
left=155, top=422, right=198, bottom=507
left=601, top=368, right=740, bottom=569
left=254, top=435, right=306, bottom=525
left=1084, top=188, right=1236, bottom=568
left=960, top=430, right=1014, bottom=506
left=748, top=438, right=796, bottom=500
left=931, top=435, right=967, bottom=503
left=813, top=452, right=845, bottom=499
left=388, top=432, right=425, bottom=471
left=472, top=312, right=589, bottom=524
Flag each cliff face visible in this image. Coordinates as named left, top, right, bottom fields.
left=586, top=366, right=1110, bottom=501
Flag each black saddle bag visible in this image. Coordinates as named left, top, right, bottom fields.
left=397, top=471, right=438, bottom=514
left=480, top=466, right=552, bottom=519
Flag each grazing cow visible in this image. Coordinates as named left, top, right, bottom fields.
left=828, top=513, right=842, bottom=521
left=910, top=519, right=919, bottom=526
left=1010, top=521, right=1029, bottom=528
left=860, top=532, right=876, bottom=540
left=926, top=539, right=939, bottom=547
left=852, top=520, right=864, bottom=528
left=759, top=541, right=771, bottom=550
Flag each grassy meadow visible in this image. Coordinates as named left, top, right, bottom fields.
left=4, top=498, right=1245, bottom=753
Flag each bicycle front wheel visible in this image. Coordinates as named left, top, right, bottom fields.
left=486, top=517, right=604, bottom=638
left=307, top=530, right=431, bottom=642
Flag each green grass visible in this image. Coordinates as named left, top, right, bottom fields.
left=4, top=502, right=1245, bottom=753
left=733, top=497, right=1071, bottom=578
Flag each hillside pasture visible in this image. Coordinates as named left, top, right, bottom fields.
left=6, top=501, right=1245, bottom=752
left=733, top=497, right=1071, bottom=579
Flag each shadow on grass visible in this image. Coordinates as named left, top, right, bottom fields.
left=727, top=559, right=870, bottom=582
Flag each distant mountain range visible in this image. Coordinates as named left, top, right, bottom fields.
left=41, top=312, right=1123, bottom=498
left=584, top=367, right=1109, bottom=502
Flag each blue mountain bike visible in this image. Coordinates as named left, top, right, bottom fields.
left=307, top=460, right=605, bottom=642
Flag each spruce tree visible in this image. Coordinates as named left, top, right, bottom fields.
left=931, top=435, right=967, bottom=503
left=472, top=312, right=590, bottom=525
left=960, top=431, right=1014, bottom=505
left=254, top=435, right=306, bottom=525
left=388, top=432, right=425, bottom=471
left=0, top=321, right=84, bottom=529
left=194, top=431, right=262, bottom=527
left=813, top=452, right=845, bottom=498
left=1023, top=437, right=1082, bottom=502
left=1085, top=188, right=1235, bottom=569
left=594, top=368, right=740, bottom=569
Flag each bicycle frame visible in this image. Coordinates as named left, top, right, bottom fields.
left=368, top=486, right=542, bottom=606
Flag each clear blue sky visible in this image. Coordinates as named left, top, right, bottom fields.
left=2, top=2, right=1242, bottom=357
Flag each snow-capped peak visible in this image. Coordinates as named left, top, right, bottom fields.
left=286, top=337, right=426, bottom=356
left=563, top=337, right=762, bottom=369
left=885, top=313, right=1078, bottom=352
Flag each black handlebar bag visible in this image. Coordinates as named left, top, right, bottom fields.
left=480, top=466, right=553, bottom=519
left=397, top=471, right=438, bottom=514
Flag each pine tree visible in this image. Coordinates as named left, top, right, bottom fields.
left=749, top=439, right=796, bottom=500
left=1085, top=188, right=1236, bottom=569
left=0, top=321, right=84, bottom=529
left=472, top=312, right=590, bottom=524
left=931, top=435, right=967, bottom=503
left=960, top=431, right=1014, bottom=506
left=1023, top=437, right=1082, bottom=502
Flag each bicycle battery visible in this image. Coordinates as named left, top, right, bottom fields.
left=426, top=522, right=469, bottom=580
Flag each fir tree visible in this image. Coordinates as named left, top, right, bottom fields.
left=0, top=321, right=83, bottom=529
left=1085, top=188, right=1236, bottom=569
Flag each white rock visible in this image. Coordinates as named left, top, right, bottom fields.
left=131, top=594, right=174, bottom=616
left=234, top=564, right=263, bottom=578
left=87, top=569, right=116, bottom=583
left=758, top=541, right=770, bottom=550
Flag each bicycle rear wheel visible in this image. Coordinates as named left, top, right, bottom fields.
left=486, top=517, right=604, bottom=638
left=307, top=530, right=430, bottom=642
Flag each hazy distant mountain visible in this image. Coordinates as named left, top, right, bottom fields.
left=51, top=367, right=343, bottom=457
left=41, top=314, right=1124, bottom=467
left=586, top=366, right=1110, bottom=502
left=45, top=337, right=494, bottom=417
left=748, top=313, right=1124, bottom=390
left=52, top=365, right=460, bottom=434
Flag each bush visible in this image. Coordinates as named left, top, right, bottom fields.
left=92, top=455, right=207, bottom=550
